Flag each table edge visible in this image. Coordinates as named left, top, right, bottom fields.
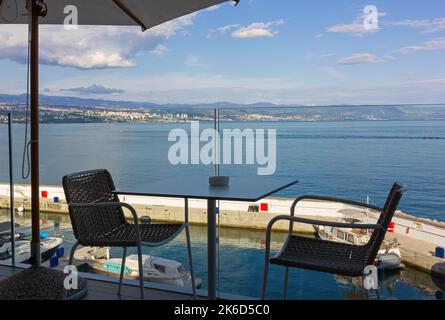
left=115, top=179, right=298, bottom=202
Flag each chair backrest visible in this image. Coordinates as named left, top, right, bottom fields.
left=366, top=182, right=405, bottom=265
left=62, top=169, right=126, bottom=243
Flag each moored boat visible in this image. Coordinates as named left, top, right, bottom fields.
left=315, top=219, right=404, bottom=270
left=87, top=254, right=202, bottom=289
left=0, top=233, right=63, bottom=264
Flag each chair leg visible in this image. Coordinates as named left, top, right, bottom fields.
left=260, top=260, right=270, bottom=300
left=185, top=224, right=197, bottom=300
left=283, top=267, right=289, bottom=300
left=136, top=243, right=145, bottom=300
left=118, top=247, right=127, bottom=296
left=68, top=241, right=79, bottom=266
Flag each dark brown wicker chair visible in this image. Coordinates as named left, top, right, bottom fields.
left=62, top=169, right=197, bottom=300
left=260, top=182, right=405, bottom=300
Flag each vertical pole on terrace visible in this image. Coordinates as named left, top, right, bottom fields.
left=216, top=108, right=220, bottom=176
left=214, top=109, right=217, bottom=176
left=213, top=108, right=220, bottom=176
left=30, top=0, right=41, bottom=266
left=8, top=113, right=16, bottom=267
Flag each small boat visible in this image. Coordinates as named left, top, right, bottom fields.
left=73, top=246, right=110, bottom=262
left=0, top=233, right=63, bottom=263
left=315, top=219, right=404, bottom=270
left=87, top=254, right=202, bottom=289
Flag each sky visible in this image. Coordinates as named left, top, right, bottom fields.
left=0, top=0, right=444, bottom=105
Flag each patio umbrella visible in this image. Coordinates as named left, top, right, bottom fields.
left=0, top=0, right=237, bottom=299
left=1, top=0, right=235, bottom=265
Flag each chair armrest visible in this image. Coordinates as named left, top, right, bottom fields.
left=110, top=192, right=189, bottom=225
left=262, top=215, right=382, bottom=267
left=290, top=195, right=382, bottom=217
left=267, top=215, right=382, bottom=232
left=68, top=202, right=140, bottom=227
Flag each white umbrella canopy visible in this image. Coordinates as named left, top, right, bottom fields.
left=0, top=0, right=236, bottom=267
left=0, top=0, right=233, bottom=29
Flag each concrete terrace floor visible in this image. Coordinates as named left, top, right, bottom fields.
left=0, top=264, right=198, bottom=300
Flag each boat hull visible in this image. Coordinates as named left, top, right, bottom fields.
left=0, top=237, right=63, bottom=264
left=86, top=255, right=202, bottom=289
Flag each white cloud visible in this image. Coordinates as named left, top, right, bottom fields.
left=387, top=19, right=430, bottom=28
left=60, top=84, right=124, bottom=95
left=218, top=24, right=241, bottom=34
left=327, top=23, right=375, bottom=36
left=387, top=18, right=445, bottom=33
left=337, top=53, right=379, bottom=65
left=149, top=45, right=169, bottom=57
left=398, top=37, right=445, bottom=54
left=327, top=11, right=386, bottom=36
left=209, top=20, right=284, bottom=39
left=0, top=13, right=197, bottom=69
left=336, top=53, right=395, bottom=65
left=328, top=15, right=445, bottom=36
left=231, top=20, right=284, bottom=38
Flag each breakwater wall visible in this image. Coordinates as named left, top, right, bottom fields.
left=0, top=183, right=343, bottom=233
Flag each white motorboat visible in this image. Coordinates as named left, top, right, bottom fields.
left=0, top=234, right=63, bottom=263
left=316, top=220, right=404, bottom=270
left=87, top=254, right=202, bottom=289
left=73, top=246, right=110, bottom=262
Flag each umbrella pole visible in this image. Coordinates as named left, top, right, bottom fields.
left=30, top=0, right=42, bottom=266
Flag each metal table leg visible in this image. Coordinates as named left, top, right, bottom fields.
left=207, top=199, right=217, bottom=300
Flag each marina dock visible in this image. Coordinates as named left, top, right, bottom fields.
left=1, top=183, right=444, bottom=278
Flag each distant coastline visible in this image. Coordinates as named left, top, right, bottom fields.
left=1, top=93, right=445, bottom=124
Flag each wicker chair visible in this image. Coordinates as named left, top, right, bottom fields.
left=260, top=182, right=405, bottom=300
left=62, top=169, right=197, bottom=300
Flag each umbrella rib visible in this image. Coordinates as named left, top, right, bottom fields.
left=112, top=0, right=147, bottom=31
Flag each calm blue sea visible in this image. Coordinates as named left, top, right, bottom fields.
left=1, top=120, right=444, bottom=219
left=1, top=120, right=445, bottom=299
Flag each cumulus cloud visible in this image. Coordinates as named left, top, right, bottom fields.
left=0, top=13, right=197, bottom=69
left=398, top=37, right=445, bottom=54
left=218, top=24, right=240, bottom=34
left=209, top=20, right=284, bottom=39
left=232, top=20, right=284, bottom=38
left=61, top=84, right=125, bottom=95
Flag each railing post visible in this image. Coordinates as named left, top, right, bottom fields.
left=8, top=113, right=16, bottom=267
